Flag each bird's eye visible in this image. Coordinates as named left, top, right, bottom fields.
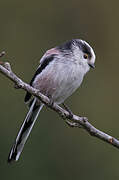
left=83, top=54, right=88, bottom=59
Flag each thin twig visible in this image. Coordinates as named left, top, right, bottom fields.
left=0, top=57, right=119, bottom=150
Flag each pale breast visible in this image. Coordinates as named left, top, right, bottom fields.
left=32, top=59, right=85, bottom=104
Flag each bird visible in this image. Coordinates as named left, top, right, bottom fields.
left=8, top=39, right=96, bottom=163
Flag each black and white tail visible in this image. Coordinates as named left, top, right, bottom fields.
left=8, top=98, right=44, bottom=163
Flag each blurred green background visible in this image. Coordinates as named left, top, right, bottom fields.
left=0, top=0, right=119, bottom=179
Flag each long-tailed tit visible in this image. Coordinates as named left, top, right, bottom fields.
left=8, top=39, right=96, bottom=163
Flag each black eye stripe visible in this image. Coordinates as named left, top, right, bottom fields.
left=57, top=40, right=73, bottom=52
left=75, top=40, right=92, bottom=59
left=82, top=47, right=91, bottom=59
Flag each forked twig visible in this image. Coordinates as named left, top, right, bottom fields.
left=0, top=52, right=119, bottom=150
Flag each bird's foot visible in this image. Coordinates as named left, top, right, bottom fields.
left=65, top=120, right=82, bottom=128
left=62, top=103, right=73, bottom=119
left=62, top=103, right=82, bottom=128
left=49, top=98, right=54, bottom=107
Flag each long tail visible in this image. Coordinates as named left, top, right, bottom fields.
left=8, top=98, right=44, bottom=163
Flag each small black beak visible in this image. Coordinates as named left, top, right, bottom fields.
left=88, top=63, right=95, bottom=69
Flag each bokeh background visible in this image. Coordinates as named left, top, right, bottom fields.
left=0, top=0, right=119, bottom=179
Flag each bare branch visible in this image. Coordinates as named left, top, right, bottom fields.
left=0, top=57, right=119, bottom=150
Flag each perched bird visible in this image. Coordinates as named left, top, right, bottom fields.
left=8, top=39, right=96, bottom=163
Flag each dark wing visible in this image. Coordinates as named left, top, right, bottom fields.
left=24, top=48, right=59, bottom=103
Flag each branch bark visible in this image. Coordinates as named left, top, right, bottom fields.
left=0, top=52, right=119, bottom=150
